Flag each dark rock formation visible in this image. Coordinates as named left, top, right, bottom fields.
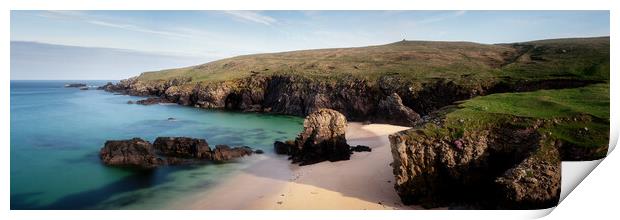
left=254, top=149, right=264, bottom=154
left=136, top=97, right=172, bottom=105
left=288, top=108, right=351, bottom=165
left=65, top=83, right=87, bottom=88
left=389, top=123, right=561, bottom=209
left=127, top=100, right=134, bottom=104
left=351, top=145, right=372, bottom=152
left=274, top=140, right=294, bottom=155
left=99, top=138, right=162, bottom=169
left=100, top=137, right=254, bottom=168
left=495, top=147, right=561, bottom=209
left=153, top=137, right=212, bottom=159
left=274, top=109, right=378, bottom=164
left=377, top=93, right=421, bottom=125
left=211, top=145, right=253, bottom=162
left=79, top=87, right=89, bottom=90
left=97, top=82, right=113, bottom=90
left=102, top=74, right=601, bottom=127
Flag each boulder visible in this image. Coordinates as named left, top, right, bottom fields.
left=290, top=108, right=351, bottom=165
left=211, top=145, right=253, bottom=162
left=153, top=137, right=212, bottom=159
left=99, top=138, right=161, bottom=169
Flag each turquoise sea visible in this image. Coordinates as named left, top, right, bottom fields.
left=10, top=80, right=304, bottom=209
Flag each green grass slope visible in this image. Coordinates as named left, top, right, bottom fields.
left=422, top=83, right=609, bottom=159
left=135, top=36, right=609, bottom=85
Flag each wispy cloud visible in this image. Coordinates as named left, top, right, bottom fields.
left=85, top=20, right=191, bottom=38
left=223, top=11, right=277, bottom=26
left=39, top=11, right=207, bottom=40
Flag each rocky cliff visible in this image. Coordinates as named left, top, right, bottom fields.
left=389, top=119, right=564, bottom=209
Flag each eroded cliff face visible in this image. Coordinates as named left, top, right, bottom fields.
left=389, top=121, right=561, bottom=209
left=102, top=74, right=599, bottom=127
left=104, top=75, right=424, bottom=126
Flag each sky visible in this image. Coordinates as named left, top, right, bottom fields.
left=10, top=10, right=610, bottom=80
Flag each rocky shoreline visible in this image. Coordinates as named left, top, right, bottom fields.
left=98, top=75, right=601, bottom=209
left=98, top=75, right=600, bottom=127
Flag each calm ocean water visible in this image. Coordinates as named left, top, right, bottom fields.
left=10, top=80, right=303, bottom=209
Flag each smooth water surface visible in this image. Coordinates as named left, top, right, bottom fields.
left=10, top=80, right=303, bottom=209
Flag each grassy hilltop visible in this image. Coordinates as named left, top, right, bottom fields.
left=136, top=36, right=609, bottom=85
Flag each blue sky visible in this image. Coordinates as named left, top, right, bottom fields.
left=10, top=10, right=610, bottom=79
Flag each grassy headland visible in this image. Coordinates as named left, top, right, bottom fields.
left=135, top=37, right=609, bottom=87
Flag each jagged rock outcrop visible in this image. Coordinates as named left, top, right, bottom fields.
left=495, top=145, right=561, bottom=209
left=279, top=108, right=351, bottom=165
left=389, top=123, right=561, bottom=209
left=377, top=93, right=421, bottom=125
left=99, top=138, right=162, bottom=169
left=153, top=137, right=212, bottom=158
left=100, top=137, right=254, bottom=168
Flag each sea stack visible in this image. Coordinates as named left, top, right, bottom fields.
left=276, top=108, right=351, bottom=165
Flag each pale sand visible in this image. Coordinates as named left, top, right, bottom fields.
left=173, top=123, right=417, bottom=210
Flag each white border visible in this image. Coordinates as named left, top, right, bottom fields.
left=2, top=1, right=618, bottom=219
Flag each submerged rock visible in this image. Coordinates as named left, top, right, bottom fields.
left=79, top=87, right=89, bottom=90
left=211, top=145, right=253, bottom=162
left=99, top=138, right=161, bottom=169
left=136, top=97, right=171, bottom=105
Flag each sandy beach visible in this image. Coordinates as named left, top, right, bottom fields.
left=173, top=123, right=419, bottom=210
